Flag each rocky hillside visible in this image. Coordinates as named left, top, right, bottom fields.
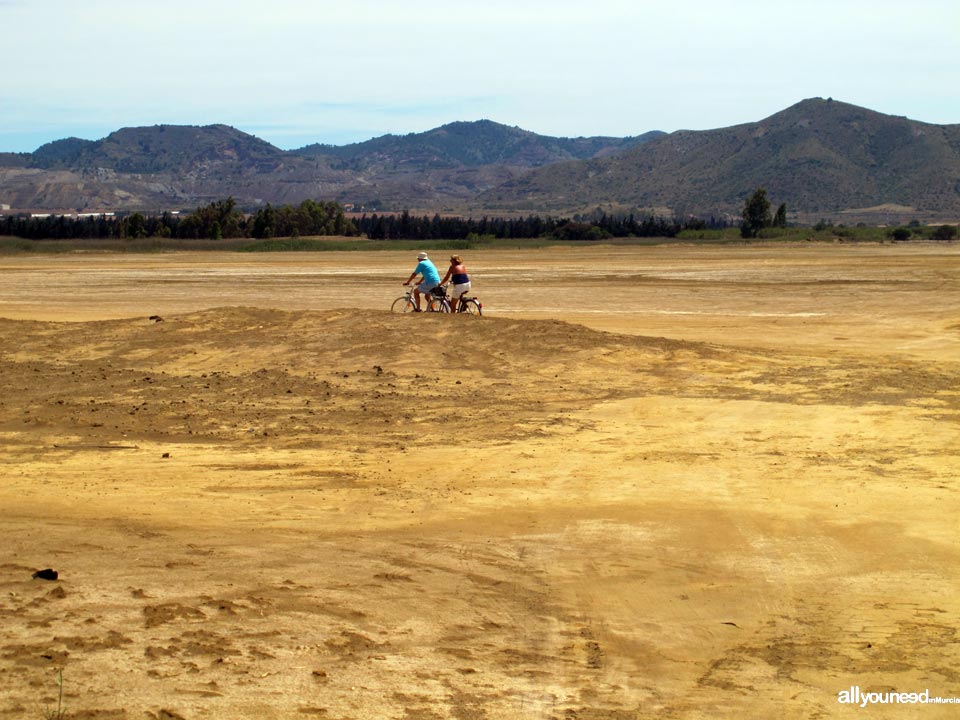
left=0, top=121, right=656, bottom=213
left=293, top=120, right=659, bottom=168
left=2, top=100, right=959, bottom=222
left=30, top=125, right=286, bottom=174
left=478, top=98, right=960, bottom=220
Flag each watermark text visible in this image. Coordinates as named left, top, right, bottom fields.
left=838, top=687, right=960, bottom=708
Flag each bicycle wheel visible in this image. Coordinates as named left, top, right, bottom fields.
left=427, top=297, right=450, bottom=313
left=461, top=298, right=482, bottom=316
left=391, top=296, right=415, bottom=313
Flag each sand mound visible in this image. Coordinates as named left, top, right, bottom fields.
left=2, top=308, right=955, bottom=453
left=0, top=308, right=707, bottom=451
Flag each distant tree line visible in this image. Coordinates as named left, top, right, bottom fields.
left=0, top=198, right=356, bottom=241
left=2, top=200, right=729, bottom=242
left=354, top=210, right=726, bottom=240
left=7, top=195, right=952, bottom=243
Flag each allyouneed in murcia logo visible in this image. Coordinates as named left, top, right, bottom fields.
left=838, top=687, right=960, bottom=708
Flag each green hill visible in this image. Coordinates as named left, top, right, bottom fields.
left=479, top=98, right=960, bottom=218
left=30, top=125, right=285, bottom=174
left=293, top=120, right=662, bottom=169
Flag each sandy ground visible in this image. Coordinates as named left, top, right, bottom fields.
left=0, top=243, right=958, bottom=719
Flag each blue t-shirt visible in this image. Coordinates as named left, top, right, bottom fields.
left=414, top=259, right=441, bottom=285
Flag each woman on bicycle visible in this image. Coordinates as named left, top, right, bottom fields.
left=440, top=255, right=471, bottom=312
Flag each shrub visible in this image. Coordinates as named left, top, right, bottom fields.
left=932, top=225, right=958, bottom=241
left=552, top=221, right=609, bottom=241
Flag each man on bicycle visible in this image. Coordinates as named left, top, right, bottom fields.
left=403, top=252, right=442, bottom=312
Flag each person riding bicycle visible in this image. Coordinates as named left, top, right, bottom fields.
left=440, top=255, right=471, bottom=312
left=403, top=251, right=441, bottom=312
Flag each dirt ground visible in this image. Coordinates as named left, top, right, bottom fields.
left=0, top=243, right=958, bottom=719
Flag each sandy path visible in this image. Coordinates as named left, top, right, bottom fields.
left=0, top=243, right=958, bottom=719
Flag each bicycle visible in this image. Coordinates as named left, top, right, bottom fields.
left=438, top=284, right=483, bottom=315
left=391, top=285, right=448, bottom=313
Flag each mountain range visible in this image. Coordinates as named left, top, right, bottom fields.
left=2, top=98, right=959, bottom=222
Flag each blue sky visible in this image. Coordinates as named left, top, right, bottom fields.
left=2, top=0, right=958, bottom=152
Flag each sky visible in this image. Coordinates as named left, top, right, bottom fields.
left=2, top=0, right=959, bottom=152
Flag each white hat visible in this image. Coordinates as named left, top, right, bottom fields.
left=417, top=252, right=428, bottom=260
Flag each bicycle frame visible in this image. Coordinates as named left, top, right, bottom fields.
left=392, top=286, right=446, bottom=313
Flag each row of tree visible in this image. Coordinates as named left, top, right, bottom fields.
left=0, top=198, right=356, bottom=241
left=4, top=192, right=957, bottom=243
left=355, top=210, right=726, bottom=240
left=6, top=194, right=957, bottom=244
left=1, top=199, right=729, bottom=242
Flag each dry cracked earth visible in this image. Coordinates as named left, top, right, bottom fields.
left=0, top=244, right=958, bottom=719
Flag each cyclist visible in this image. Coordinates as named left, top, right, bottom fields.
left=403, top=251, right=441, bottom=312
left=440, top=255, right=471, bottom=312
